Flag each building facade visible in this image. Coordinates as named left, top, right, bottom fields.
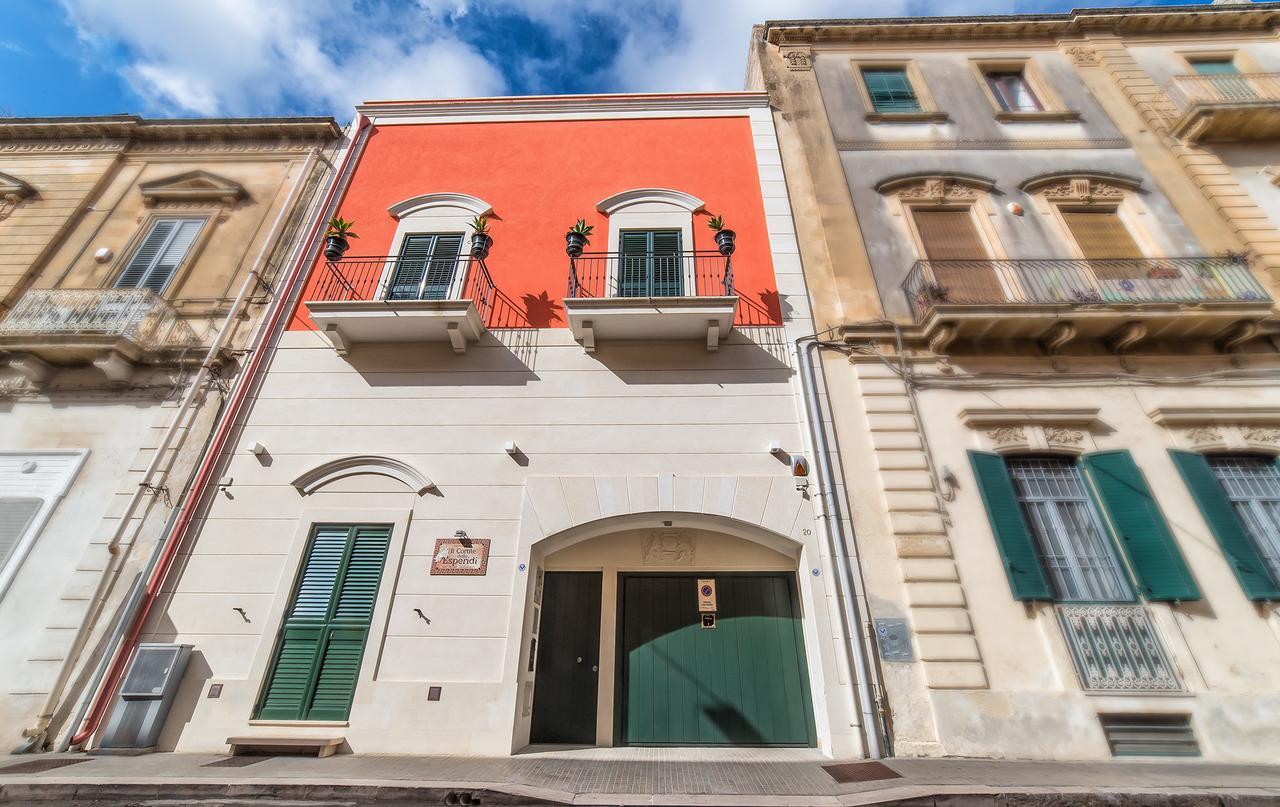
left=112, top=94, right=876, bottom=757
left=753, top=4, right=1280, bottom=763
left=0, top=115, right=340, bottom=750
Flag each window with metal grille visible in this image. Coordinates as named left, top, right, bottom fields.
left=1007, top=457, right=1133, bottom=602
left=985, top=71, right=1042, bottom=112
left=1207, top=455, right=1280, bottom=585
left=861, top=68, right=921, bottom=113
left=115, top=218, right=204, bottom=294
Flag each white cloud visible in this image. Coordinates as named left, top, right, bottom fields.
left=60, top=0, right=1025, bottom=118
left=60, top=0, right=506, bottom=117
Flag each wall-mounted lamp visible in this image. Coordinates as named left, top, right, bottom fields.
left=941, top=466, right=959, bottom=502
left=244, top=441, right=267, bottom=456
left=454, top=529, right=472, bottom=547
left=503, top=441, right=518, bottom=455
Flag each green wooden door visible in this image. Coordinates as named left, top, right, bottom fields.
left=619, top=574, right=816, bottom=746
left=256, top=524, right=391, bottom=721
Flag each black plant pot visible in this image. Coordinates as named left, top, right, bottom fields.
left=565, top=231, right=589, bottom=258
left=471, top=233, right=493, bottom=259
left=714, top=229, right=736, bottom=257
left=323, top=234, right=350, bottom=261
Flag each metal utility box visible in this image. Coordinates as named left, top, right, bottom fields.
left=98, top=643, right=193, bottom=752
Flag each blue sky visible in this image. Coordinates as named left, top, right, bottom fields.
left=2, top=0, right=1202, bottom=122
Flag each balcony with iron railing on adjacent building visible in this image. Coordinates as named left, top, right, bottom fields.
left=1163, top=73, right=1280, bottom=142
left=901, top=256, right=1273, bottom=353
left=0, top=288, right=199, bottom=383
left=563, top=251, right=739, bottom=352
left=305, top=254, right=496, bottom=355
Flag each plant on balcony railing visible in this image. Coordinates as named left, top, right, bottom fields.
left=564, top=219, right=594, bottom=258
left=901, top=256, right=1271, bottom=320
left=567, top=251, right=734, bottom=299
left=312, top=254, right=496, bottom=323
left=0, top=288, right=198, bottom=352
left=707, top=215, right=736, bottom=257
left=323, top=217, right=359, bottom=261
left=469, top=215, right=492, bottom=260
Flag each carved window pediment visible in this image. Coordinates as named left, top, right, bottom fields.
left=0, top=171, right=34, bottom=221
left=877, top=173, right=996, bottom=205
left=139, top=170, right=247, bottom=208
left=1021, top=172, right=1141, bottom=206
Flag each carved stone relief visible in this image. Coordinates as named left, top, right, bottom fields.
left=1242, top=426, right=1280, bottom=445
left=986, top=426, right=1028, bottom=447
left=643, top=531, right=694, bottom=565
left=1040, top=178, right=1127, bottom=206
left=1044, top=427, right=1085, bottom=446
left=781, top=48, right=812, bottom=71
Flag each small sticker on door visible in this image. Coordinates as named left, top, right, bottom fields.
left=697, top=579, right=717, bottom=612
left=701, top=613, right=716, bottom=629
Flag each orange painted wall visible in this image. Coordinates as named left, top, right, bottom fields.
left=291, top=115, right=779, bottom=330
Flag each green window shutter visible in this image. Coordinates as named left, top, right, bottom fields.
left=649, top=230, right=682, bottom=297
left=968, top=450, right=1053, bottom=601
left=256, top=525, right=390, bottom=721
left=619, top=231, right=651, bottom=297
left=391, top=234, right=463, bottom=300
left=1169, top=450, right=1280, bottom=600
left=257, top=626, right=324, bottom=720
left=1191, top=59, right=1239, bottom=75
left=862, top=68, right=922, bottom=113
left=1082, top=451, right=1201, bottom=602
left=423, top=234, right=463, bottom=300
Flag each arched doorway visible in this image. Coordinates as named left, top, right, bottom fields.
left=521, top=516, right=818, bottom=748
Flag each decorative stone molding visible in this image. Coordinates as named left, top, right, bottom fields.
left=388, top=192, right=494, bottom=219
left=1242, top=426, right=1280, bottom=445
left=139, top=170, right=247, bottom=208
left=960, top=407, right=1102, bottom=428
left=1065, top=46, right=1100, bottom=66
left=837, top=138, right=1130, bottom=152
left=595, top=188, right=705, bottom=215
left=1147, top=406, right=1280, bottom=426
left=643, top=531, right=694, bottom=565
left=781, top=47, right=812, bottom=71
left=1148, top=407, right=1280, bottom=452
left=986, top=426, right=1028, bottom=447
left=964, top=408, right=1101, bottom=454
left=877, top=173, right=996, bottom=206
left=291, top=455, right=436, bottom=496
left=1044, top=427, right=1085, bottom=447
left=1185, top=426, right=1224, bottom=446
left=1020, top=172, right=1141, bottom=206
left=0, top=171, right=34, bottom=220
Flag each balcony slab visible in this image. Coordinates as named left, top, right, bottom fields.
left=562, top=296, right=738, bottom=352
left=1169, top=102, right=1280, bottom=143
left=306, top=299, right=485, bottom=355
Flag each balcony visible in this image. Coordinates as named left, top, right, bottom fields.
left=305, top=255, right=495, bottom=354
left=563, top=251, right=738, bottom=352
left=902, top=257, right=1273, bottom=353
left=0, top=288, right=199, bottom=382
left=1163, top=73, right=1280, bottom=142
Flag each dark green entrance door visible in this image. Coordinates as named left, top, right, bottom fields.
left=619, top=574, right=816, bottom=746
left=530, top=572, right=602, bottom=744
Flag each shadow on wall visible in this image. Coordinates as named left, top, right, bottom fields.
left=152, top=645, right=213, bottom=752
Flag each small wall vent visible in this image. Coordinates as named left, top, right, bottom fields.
left=1099, top=713, right=1200, bottom=757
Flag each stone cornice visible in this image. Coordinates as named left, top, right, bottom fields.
left=765, top=4, right=1280, bottom=46
left=960, top=407, right=1103, bottom=428
left=358, top=92, right=770, bottom=121
left=1147, top=406, right=1280, bottom=426
left=0, top=115, right=340, bottom=144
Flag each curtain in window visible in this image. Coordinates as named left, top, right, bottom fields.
left=986, top=72, right=1042, bottom=112
left=1007, top=458, right=1133, bottom=602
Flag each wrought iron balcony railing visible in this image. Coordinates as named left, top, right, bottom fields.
left=1164, top=73, right=1280, bottom=113
left=0, top=288, right=198, bottom=351
left=902, top=257, right=1270, bottom=321
left=1056, top=605, right=1181, bottom=693
left=312, top=255, right=496, bottom=321
left=567, top=251, right=733, bottom=299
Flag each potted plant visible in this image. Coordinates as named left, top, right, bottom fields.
left=708, top=215, right=736, bottom=256
left=323, top=217, right=358, bottom=260
left=470, top=215, right=493, bottom=259
left=565, top=219, right=593, bottom=257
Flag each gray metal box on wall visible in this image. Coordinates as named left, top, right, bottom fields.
left=99, top=643, right=193, bottom=752
left=874, top=618, right=914, bottom=662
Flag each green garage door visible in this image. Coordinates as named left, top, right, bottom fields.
left=619, top=574, right=816, bottom=746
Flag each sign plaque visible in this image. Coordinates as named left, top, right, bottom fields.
left=430, top=538, right=491, bottom=576
left=697, top=578, right=717, bottom=612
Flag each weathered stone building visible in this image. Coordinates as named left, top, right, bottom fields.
left=0, top=115, right=340, bottom=750
left=752, top=4, right=1280, bottom=762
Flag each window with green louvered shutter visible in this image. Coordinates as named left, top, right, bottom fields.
left=387, top=233, right=463, bottom=301
left=1169, top=451, right=1280, bottom=601
left=968, top=451, right=1053, bottom=601
left=256, top=524, right=391, bottom=721
left=1081, top=451, right=1201, bottom=602
left=619, top=230, right=682, bottom=298
left=115, top=218, right=204, bottom=293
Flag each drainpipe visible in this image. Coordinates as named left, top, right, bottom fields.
left=15, top=144, right=328, bottom=754
left=64, top=114, right=371, bottom=750
left=796, top=335, right=888, bottom=759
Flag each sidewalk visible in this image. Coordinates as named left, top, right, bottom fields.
left=1, top=746, right=1278, bottom=806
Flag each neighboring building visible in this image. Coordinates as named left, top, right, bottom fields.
left=111, top=93, right=876, bottom=757
left=752, top=4, right=1280, bottom=763
left=0, top=115, right=340, bottom=750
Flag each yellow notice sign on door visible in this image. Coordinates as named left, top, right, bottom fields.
left=697, top=579, right=716, bottom=612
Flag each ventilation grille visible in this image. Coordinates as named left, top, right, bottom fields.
left=1100, top=713, right=1200, bottom=757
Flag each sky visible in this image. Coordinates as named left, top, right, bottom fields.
left=1, top=0, right=1202, bottom=123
